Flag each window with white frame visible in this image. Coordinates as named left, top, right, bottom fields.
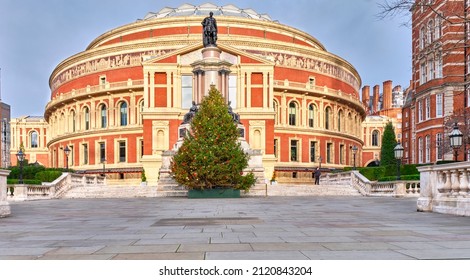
left=428, top=59, right=434, bottom=80
left=120, top=102, right=128, bottom=126
left=436, top=133, right=443, bottom=160
left=100, top=104, right=107, bottom=128
left=435, top=17, right=441, bottom=39
left=436, top=93, right=443, bottom=117
left=30, top=131, right=38, bottom=148
left=420, top=62, right=426, bottom=84
left=372, top=130, right=379, bottom=146
left=288, top=102, right=297, bottom=126
left=425, top=135, right=431, bottom=162
left=427, top=20, right=434, bottom=44
left=418, top=137, right=423, bottom=163
left=290, top=139, right=298, bottom=162
left=418, top=101, right=423, bottom=121
left=425, top=97, right=431, bottom=119
left=310, top=141, right=317, bottom=162
left=326, top=143, right=333, bottom=163
left=420, top=26, right=425, bottom=49
left=436, top=52, right=443, bottom=78
left=118, top=141, right=126, bottom=163
left=325, top=107, right=331, bottom=129
left=84, top=107, right=90, bottom=130
left=308, top=104, right=315, bottom=128
left=82, top=143, right=88, bottom=165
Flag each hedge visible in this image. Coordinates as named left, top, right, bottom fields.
left=35, top=170, right=62, bottom=182
left=7, top=179, right=42, bottom=185
left=377, top=174, right=420, bottom=182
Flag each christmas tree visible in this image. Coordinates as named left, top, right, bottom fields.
left=170, top=86, right=255, bottom=191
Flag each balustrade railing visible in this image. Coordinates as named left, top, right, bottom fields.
left=321, top=170, right=419, bottom=197
left=7, top=173, right=106, bottom=201
left=417, top=162, right=470, bottom=216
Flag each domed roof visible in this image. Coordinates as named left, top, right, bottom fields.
left=140, top=3, right=276, bottom=22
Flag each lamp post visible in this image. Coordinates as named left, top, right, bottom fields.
left=16, top=150, right=25, bottom=184
left=351, top=145, right=358, bottom=170
left=63, top=145, right=70, bottom=171
left=449, top=122, right=463, bottom=161
left=394, top=141, right=404, bottom=180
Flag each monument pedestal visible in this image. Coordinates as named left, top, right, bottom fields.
left=0, top=170, right=11, bottom=218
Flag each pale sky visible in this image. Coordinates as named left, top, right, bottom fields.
left=0, top=0, right=411, bottom=118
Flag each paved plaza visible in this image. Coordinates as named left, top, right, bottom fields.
left=1, top=196, right=470, bottom=260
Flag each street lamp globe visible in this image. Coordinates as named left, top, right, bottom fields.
left=394, top=141, right=404, bottom=160
left=449, top=122, right=463, bottom=161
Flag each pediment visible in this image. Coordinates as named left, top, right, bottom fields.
left=142, top=43, right=275, bottom=66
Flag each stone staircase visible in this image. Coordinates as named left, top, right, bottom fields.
left=60, top=183, right=362, bottom=198
left=266, top=184, right=362, bottom=196
left=61, top=185, right=158, bottom=199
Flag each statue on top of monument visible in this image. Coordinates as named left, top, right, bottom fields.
left=201, top=12, right=218, bottom=47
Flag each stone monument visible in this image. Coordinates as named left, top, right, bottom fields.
left=0, top=169, right=11, bottom=217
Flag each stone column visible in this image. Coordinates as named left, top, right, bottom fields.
left=0, top=169, right=12, bottom=217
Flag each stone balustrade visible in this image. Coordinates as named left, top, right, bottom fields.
left=418, top=162, right=470, bottom=216
left=7, top=173, right=106, bottom=201
left=322, top=171, right=419, bottom=197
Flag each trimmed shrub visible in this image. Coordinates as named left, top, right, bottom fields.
left=35, top=170, right=62, bottom=182
left=7, top=179, right=42, bottom=185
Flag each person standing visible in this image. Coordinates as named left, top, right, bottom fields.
left=314, top=167, right=321, bottom=185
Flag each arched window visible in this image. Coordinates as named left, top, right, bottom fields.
left=308, top=104, right=315, bottom=128
left=139, top=100, right=144, bottom=125
left=100, top=104, right=107, bottom=128
left=372, top=130, right=379, bottom=146
left=273, top=100, right=279, bottom=125
left=30, top=131, right=38, bottom=148
left=288, top=102, right=297, bottom=126
left=71, top=110, right=76, bottom=132
left=325, top=107, right=331, bottom=130
left=84, top=107, right=90, bottom=130
left=337, top=110, right=343, bottom=132
left=120, top=102, right=128, bottom=126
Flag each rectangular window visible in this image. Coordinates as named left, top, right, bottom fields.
left=274, top=138, right=278, bottom=159
left=140, top=139, right=144, bottom=158
left=418, top=101, right=423, bottom=121
left=418, top=138, right=423, bottom=164
left=436, top=53, right=443, bottom=78
left=83, top=143, right=88, bottom=165
left=426, top=136, right=431, bottom=163
left=420, top=62, right=426, bottom=84
left=436, top=93, right=443, bottom=117
left=290, top=140, right=298, bottom=162
left=326, top=143, right=332, bottom=163
left=99, top=76, right=106, bottom=88
left=99, top=142, right=106, bottom=163
left=425, top=97, right=431, bottom=120
left=310, top=141, right=317, bottom=162
left=69, top=145, right=74, bottom=167
left=339, top=144, right=344, bottom=165
left=436, top=133, right=443, bottom=160
left=428, top=59, right=434, bottom=80
left=228, top=75, right=237, bottom=108
left=181, top=75, right=193, bottom=109
left=119, top=141, right=126, bottom=163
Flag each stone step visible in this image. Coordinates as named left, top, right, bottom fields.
left=61, top=183, right=362, bottom=198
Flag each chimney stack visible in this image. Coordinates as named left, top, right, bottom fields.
left=373, top=85, right=380, bottom=113
left=383, top=80, right=393, bottom=110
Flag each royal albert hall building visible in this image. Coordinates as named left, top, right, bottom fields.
left=31, top=3, right=366, bottom=184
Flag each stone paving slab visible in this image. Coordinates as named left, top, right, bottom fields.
left=2, top=196, right=470, bottom=260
